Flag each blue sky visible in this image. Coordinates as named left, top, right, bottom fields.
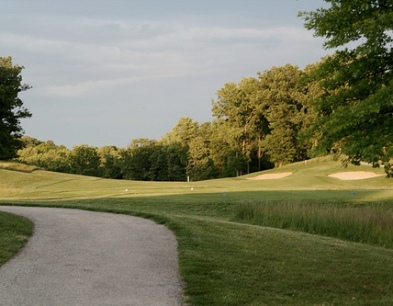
left=2, top=0, right=328, bottom=148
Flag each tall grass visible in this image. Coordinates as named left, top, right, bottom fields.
left=0, top=162, right=40, bottom=173
left=234, top=201, right=393, bottom=248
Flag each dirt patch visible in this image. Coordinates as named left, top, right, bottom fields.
left=328, top=171, right=383, bottom=180
left=248, top=172, right=293, bottom=180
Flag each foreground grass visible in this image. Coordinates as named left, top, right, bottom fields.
left=3, top=194, right=393, bottom=305
left=0, top=211, right=33, bottom=267
left=176, top=216, right=393, bottom=305
left=1, top=157, right=393, bottom=305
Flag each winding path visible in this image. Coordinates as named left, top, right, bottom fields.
left=0, top=206, right=182, bottom=306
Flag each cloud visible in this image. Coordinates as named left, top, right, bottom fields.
left=3, top=19, right=325, bottom=101
left=2, top=1, right=329, bottom=147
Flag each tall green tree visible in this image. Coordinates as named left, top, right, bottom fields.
left=144, top=142, right=187, bottom=181
left=208, top=120, right=233, bottom=177
left=121, top=138, right=157, bottom=180
left=299, top=1, right=393, bottom=174
left=97, top=146, right=122, bottom=179
left=161, top=117, right=199, bottom=178
left=120, top=139, right=187, bottom=181
left=212, top=77, right=268, bottom=175
left=161, top=117, right=198, bottom=149
left=212, top=82, right=244, bottom=176
left=0, top=57, right=31, bottom=159
left=68, top=145, right=101, bottom=176
left=187, top=122, right=218, bottom=180
left=257, top=65, right=314, bottom=167
left=17, top=139, right=71, bottom=173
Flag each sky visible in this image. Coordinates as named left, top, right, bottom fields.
left=2, top=0, right=329, bottom=149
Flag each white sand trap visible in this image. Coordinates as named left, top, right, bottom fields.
left=328, top=171, right=383, bottom=180
left=248, top=172, right=292, bottom=180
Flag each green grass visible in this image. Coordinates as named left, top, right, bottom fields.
left=234, top=200, right=393, bottom=248
left=1, top=156, right=393, bottom=305
left=0, top=211, right=34, bottom=267
left=175, top=217, right=393, bottom=305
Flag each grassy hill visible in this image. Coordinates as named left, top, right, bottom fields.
left=1, top=157, right=393, bottom=305
left=1, top=156, right=391, bottom=200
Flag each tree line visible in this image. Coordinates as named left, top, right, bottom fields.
left=16, top=137, right=187, bottom=180
left=16, top=63, right=322, bottom=181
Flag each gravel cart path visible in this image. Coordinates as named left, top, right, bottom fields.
left=0, top=206, right=182, bottom=306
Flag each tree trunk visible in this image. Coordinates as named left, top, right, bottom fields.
left=258, top=135, right=262, bottom=171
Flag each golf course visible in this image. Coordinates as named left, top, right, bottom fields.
left=1, top=156, right=393, bottom=305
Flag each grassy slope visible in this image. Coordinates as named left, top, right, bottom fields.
left=1, top=157, right=393, bottom=305
left=1, top=157, right=391, bottom=198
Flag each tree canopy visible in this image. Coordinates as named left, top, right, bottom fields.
left=299, top=1, right=393, bottom=174
left=0, top=57, right=31, bottom=160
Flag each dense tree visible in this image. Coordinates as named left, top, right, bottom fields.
left=16, top=136, right=188, bottom=181
left=187, top=122, right=218, bottom=180
left=97, top=146, right=122, bottom=179
left=68, top=145, right=101, bottom=176
left=161, top=117, right=199, bottom=179
left=119, top=139, right=187, bottom=181
left=120, top=139, right=157, bottom=180
left=212, top=77, right=269, bottom=175
left=295, top=63, right=324, bottom=156
left=161, top=117, right=198, bottom=149
left=20, top=136, right=42, bottom=148
left=299, top=1, right=393, bottom=174
left=0, top=57, right=31, bottom=159
left=257, top=65, right=317, bottom=167
left=157, top=143, right=187, bottom=181
left=17, top=137, right=71, bottom=172
left=211, top=66, right=317, bottom=171
left=207, top=120, right=233, bottom=176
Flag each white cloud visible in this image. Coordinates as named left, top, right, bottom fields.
left=4, top=21, right=325, bottom=101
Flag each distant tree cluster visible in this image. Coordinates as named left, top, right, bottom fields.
left=17, top=63, right=321, bottom=181
left=17, top=137, right=187, bottom=181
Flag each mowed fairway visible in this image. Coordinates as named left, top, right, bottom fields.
left=1, top=157, right=393, bottom=305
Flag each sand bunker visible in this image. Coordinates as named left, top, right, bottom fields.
left=248, top=172, right=292, bottom=180
left=328, top=171, right=383, bottom=180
